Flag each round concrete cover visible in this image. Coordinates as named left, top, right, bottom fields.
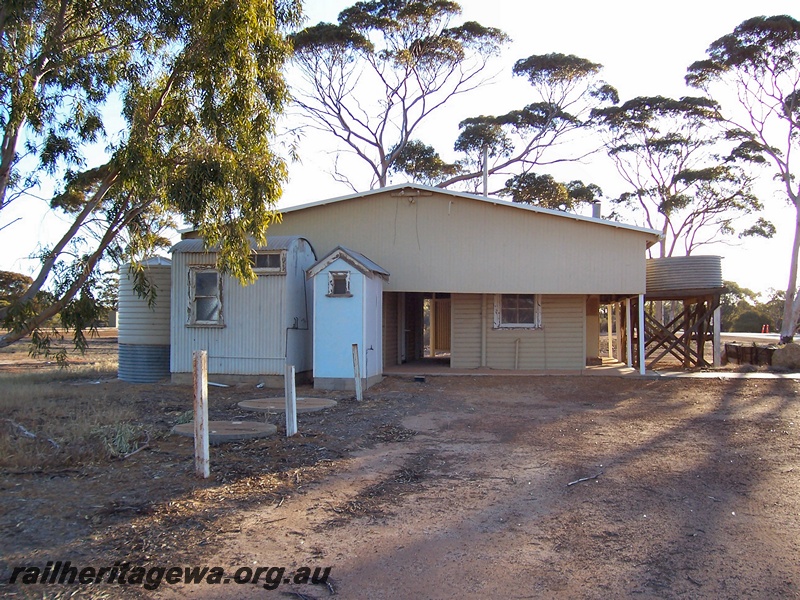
left=172, top=421, right=277, bottom=443
left=237, top=397, right=338, bottom=413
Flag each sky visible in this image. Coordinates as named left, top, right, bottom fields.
left=2, top=0, right=799, bottom=297
left=279, top=0, right=800, bottom=297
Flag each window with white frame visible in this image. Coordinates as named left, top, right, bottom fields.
left=250, top=251, right=284, bottom=274
left=493, top=294, right=541, bottom=328
left=189, top=269, right=223, bottom=326
left=327, top=271, right=351, bottom=297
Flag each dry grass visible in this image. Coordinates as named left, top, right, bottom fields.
left=0, top=363, right=140, bottom=470
left=0, top=332, right=134, bottom=470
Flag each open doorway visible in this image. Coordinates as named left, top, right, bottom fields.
left=423, top=293, right=451, bottom=359
left=383, top=291, right=451, bottom=368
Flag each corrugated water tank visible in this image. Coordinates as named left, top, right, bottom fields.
left=646, top=256, right=723, bottom=293
left=118, top=257, right=172, bottom=382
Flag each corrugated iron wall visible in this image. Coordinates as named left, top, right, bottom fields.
left=267, top=190, right=653, bottom=295
left=118, top=260, right=171, bottom=382
left=646, top=256, right=722, bottom=292
left=170, top=251, right=287, bottom=375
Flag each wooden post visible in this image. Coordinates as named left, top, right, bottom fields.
left=480, top=294, right=488, bottom=368
left=625, top=298, right=633, bottom=368
left=607, top=304, right=614, bottom=360
left=615, top=302, right=622, bottom=364
left=713, top=305, right=722, bottom=367
left=284, top=364, right=297, bottom=437
left=352, top=343, right=363, bottom=401
left=429, top=295, right=436, bottom=357
left=193, top=350, right=209, bottom=479
left=638, top=294, right=646, bottom=375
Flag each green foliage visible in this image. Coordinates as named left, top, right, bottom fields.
left=686, top=15, right=800, bottom=88
left=445, top=52, right=615, bottom=192
left=592, top=95, right=768, bottom=256
left=0, top=271, right=32, bottom=308
left=719, top=281, right=788, bottom=332
left=687, top=14, right=800, bottom=340
left=720, top=279, right=758, bottom=330
left=512, top=53, right=602, bottom=85
left=500, top=173, right=601, bottom=211
left=732, top=309, right=773, bottom=333
left=291, top=5, right=611, bottom=194
left=291, top=0, right=509, bottom=188
left=92, top=422, right=147, bottom=458
left=389, top=140, right=460, bottom=185
left=0, top=0, right=302, bottom=355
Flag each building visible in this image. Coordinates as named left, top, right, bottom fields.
left=169, top=235, right=316, bottom=385
left=267, top=183, right=660, bottom=377
left=159, top=183, right=660, bottom=387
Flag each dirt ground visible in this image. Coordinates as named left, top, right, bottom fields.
left=2, top=334, right=800, bottom=599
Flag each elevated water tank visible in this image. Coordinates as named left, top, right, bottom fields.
left=118, top=257, right=171, bottom=382
left=646, top=256, right=723, bottom=293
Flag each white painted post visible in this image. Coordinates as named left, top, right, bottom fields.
left=193, top=350, right=209, bottom=479
left=352, top=343, right=363, bottom=401
left=713, top=305, right=722, bottom=367
left=625, top=298, right=633, bottom=368
left=616, top=302, right=622, bottom=363
left=480, top=294, right=488, bottom=368
left=638, top=294, right=646, bottom=375
left=607, top=304, right=614, bottom=360
left=284, top=364, right=297, bottom=437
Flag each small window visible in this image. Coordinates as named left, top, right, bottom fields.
left=250, top=252, right=284, bottom=274
left=327, top=271, right=351, bottom=297
left=494, top=294, right=541, bottom=329
left=189, top=269, right=223, bottom=326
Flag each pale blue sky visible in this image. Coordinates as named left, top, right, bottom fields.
left=279, top=0, right=800, bottom=295
left=2, top=0, right=798, bottom=296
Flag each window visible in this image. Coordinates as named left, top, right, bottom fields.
left=250, top=251, right=284, bottom=274
left=494, top=294, right=541, bottom=329
left=189, top=269, right=223, bottom=326
left=327, top=271, right=351, bottom=297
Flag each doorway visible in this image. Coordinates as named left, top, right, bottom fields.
left=383, top=292, right=451, bottom=367
left=424, top=293, right=451, bottom=358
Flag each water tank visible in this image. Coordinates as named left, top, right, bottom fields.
left=118, top=257, right=171, bottom=382
left=646, top=256, right=723, bottom=293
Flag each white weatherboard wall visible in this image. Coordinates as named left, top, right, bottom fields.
left=312, top=256, right=384, bottom=390
left=170, top=237, right=315, bottom=382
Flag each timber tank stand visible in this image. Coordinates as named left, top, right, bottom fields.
left=632, top=256, right=725, bottom=370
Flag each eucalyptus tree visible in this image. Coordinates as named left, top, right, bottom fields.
left=290, top=0, right=509, bottom=190
left=592, top=95, right=769, bottom=257
left=687, top=15, right=800, bottom=341
left=498, top=173, right=602, bottom=212
left=0, top=0, right=301, bottom=353
left=438, top=53, right=617, bottom=192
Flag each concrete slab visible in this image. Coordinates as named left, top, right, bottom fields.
left=237, top=397, right=338, bottom=413
left=172, top=421, right=277, bottom=444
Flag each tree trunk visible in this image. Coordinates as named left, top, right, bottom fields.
left=780, top=207, right=800, bottom=343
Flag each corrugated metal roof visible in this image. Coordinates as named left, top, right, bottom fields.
left=171, top=235, right=303, bottom=254
left=336, top=246, right=389, bottom=277
left=307, top=246, right=390, bottom=279
left=279, top=182, right=662, bottom=241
